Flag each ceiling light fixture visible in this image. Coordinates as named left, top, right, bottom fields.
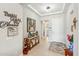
left=44, top=5, right=52, bottom=12
left=46, top=6, right=50, bottom=9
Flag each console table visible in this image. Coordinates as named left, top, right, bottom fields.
left=23, top=36, right=39, bottom=55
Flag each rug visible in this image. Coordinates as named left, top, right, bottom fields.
left=49, top=42, right=67, bottom=55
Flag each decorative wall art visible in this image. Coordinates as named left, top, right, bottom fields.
left=71, top=16, right=77, bottom=32
left=7, top=26, right=18, bottom=36
left=0, top=11, right=21, bottom=28
left=67, top=34, right=73, bottom=52
left=70, top=10, right=73, bottom=15
left=27, top=17, right=36, bottom=32
left=0, top=11, right=21, bottom=37
left=65, top=10, right=75, bottom=55
left=0, top=21, right=8, bottom=28
left=3, top=11, right=21, bottom=26
left=73, top=17, right=77, bottom=29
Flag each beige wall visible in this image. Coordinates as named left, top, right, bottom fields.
left=65, top=3, right=78, bottom=56
left=22, top=5, right=41, bottom=39
left=41, top=14, right=65, bottom=43
left=0, top=3, right=23, bottom=55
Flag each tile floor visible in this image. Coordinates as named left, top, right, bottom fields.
left=26, top=39, right=64, bottom=56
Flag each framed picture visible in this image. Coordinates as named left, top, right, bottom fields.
left=27, top=17, right=36, bottom=32
left=7, top=26, right=18, bottom=36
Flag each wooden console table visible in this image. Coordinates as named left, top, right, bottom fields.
left=23, top=36, right=39, bottom=55
left=28, top=36, right=39, bottom=49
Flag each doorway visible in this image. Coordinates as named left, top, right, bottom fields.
left=41, top=20, right=48, bottom=40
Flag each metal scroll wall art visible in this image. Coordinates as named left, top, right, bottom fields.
left=0, top=11, right=21, bottom=36
left=3, top=11, right=21, bottom=26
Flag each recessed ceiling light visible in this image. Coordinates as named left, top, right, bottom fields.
left=44, top=5, right=52, bottom=12
left=46, top=6, right=50, bottom=9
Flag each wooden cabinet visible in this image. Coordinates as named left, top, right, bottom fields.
left=64, top=49, right=73, bottom=56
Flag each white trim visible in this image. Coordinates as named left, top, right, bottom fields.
left=62, top=3, right=66, bottom=12
left=27, top=3, right=66, bottom=16
left=41, top=11, right=63, bottom=16
left=27, top=5, right=42, bottom=16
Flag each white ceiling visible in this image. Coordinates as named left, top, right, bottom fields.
left=22, top=3, right=66, bottom=16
